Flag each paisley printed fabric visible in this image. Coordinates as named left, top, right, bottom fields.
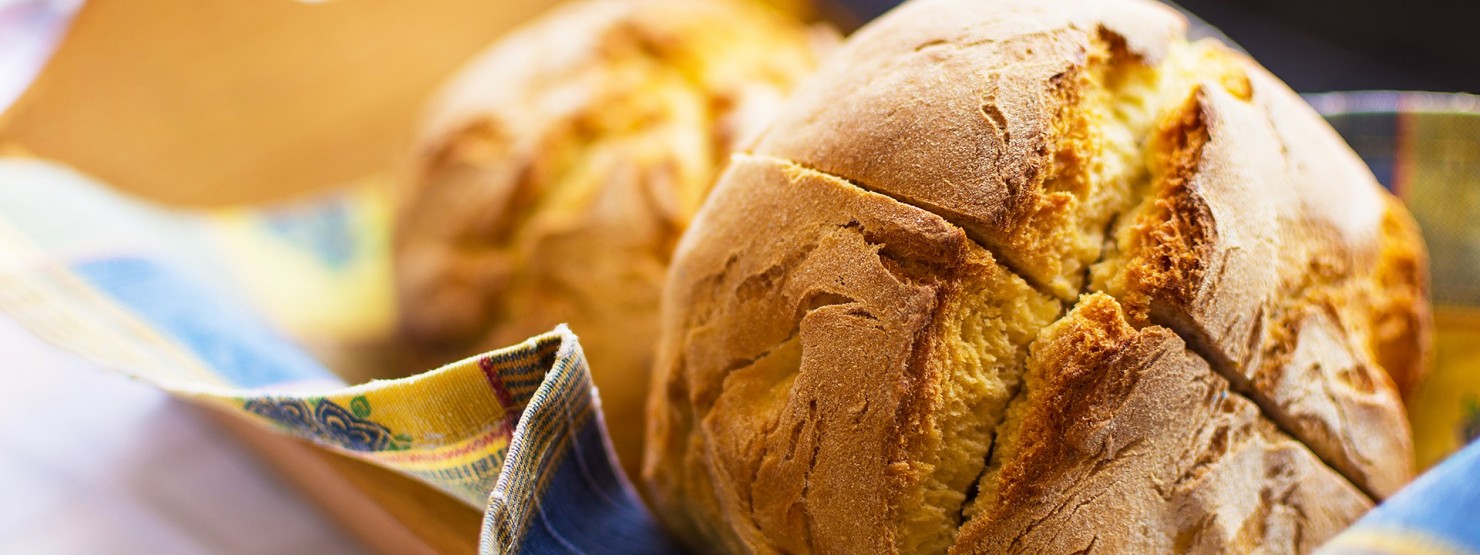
left=243, top=397, right=406, bottom=452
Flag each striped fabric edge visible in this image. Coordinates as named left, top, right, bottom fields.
left=212, top=333, right=570, bottom=506
left=481, top=327, right=596, bottom=552
left=479, top=327, right=679, bottom=555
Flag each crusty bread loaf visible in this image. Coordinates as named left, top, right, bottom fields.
left=393, top=0, right=827, bottom=479
left=643, top=0, right=1431, bottom=552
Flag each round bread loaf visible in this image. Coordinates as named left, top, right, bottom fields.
left=393, top=0, right=827, bottom=479
left=643, top=0, right=1431, bottom=552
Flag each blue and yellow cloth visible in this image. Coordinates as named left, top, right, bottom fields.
left=0, top=161, right=673, bottom=554
left=1, top=92, right=1478, bottom=554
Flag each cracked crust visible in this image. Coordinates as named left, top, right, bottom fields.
left=1091, top=57, right=1423, bottom=498
left=753, top=0, right=1185, bottom=299
left=646, top=155, right=1059, bottom=553
left=954, top=294, right=1371, bottom=554
left=392, top=0, right=826, bottom=479
left=644, top=0, right=1429, bottom=552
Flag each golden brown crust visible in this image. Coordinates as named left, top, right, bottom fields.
left=647, top=154, right=1059, bottom=553
left=644, top=0, right=1430, bottom=552
left=1366, top=196, right=1433, bottom=400
left=1094, top=59, right=1424, bottom=498
left=753, top=0, right=1185, bottom=299
left=954, top=295, right=1372, bottom=554
left=393, top=0, right=827, bottom=480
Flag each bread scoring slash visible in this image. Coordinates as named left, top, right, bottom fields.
left=643, top=0, right=1430, bottom=553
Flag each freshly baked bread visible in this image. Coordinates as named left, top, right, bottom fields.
left=393, top=0, right=828, bottom=479
left=643, top=0, right=1431, bottom=552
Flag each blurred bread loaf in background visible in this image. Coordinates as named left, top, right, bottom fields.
left=643, top=0, right=1431, bottom=552
left=393, top=0, right=832, bottom=479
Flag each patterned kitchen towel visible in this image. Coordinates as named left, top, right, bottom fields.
left=0, top=158, right=677, bottom=554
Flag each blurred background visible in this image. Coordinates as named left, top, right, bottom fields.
left=1169, top=0, right=1480, bottom=93
left=845, top=0, right=1480, bottom=92
left=0, top=0, right=1473, bottom=553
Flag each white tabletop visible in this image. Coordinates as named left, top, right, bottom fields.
left=0, top=314, right=363, bottom=554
